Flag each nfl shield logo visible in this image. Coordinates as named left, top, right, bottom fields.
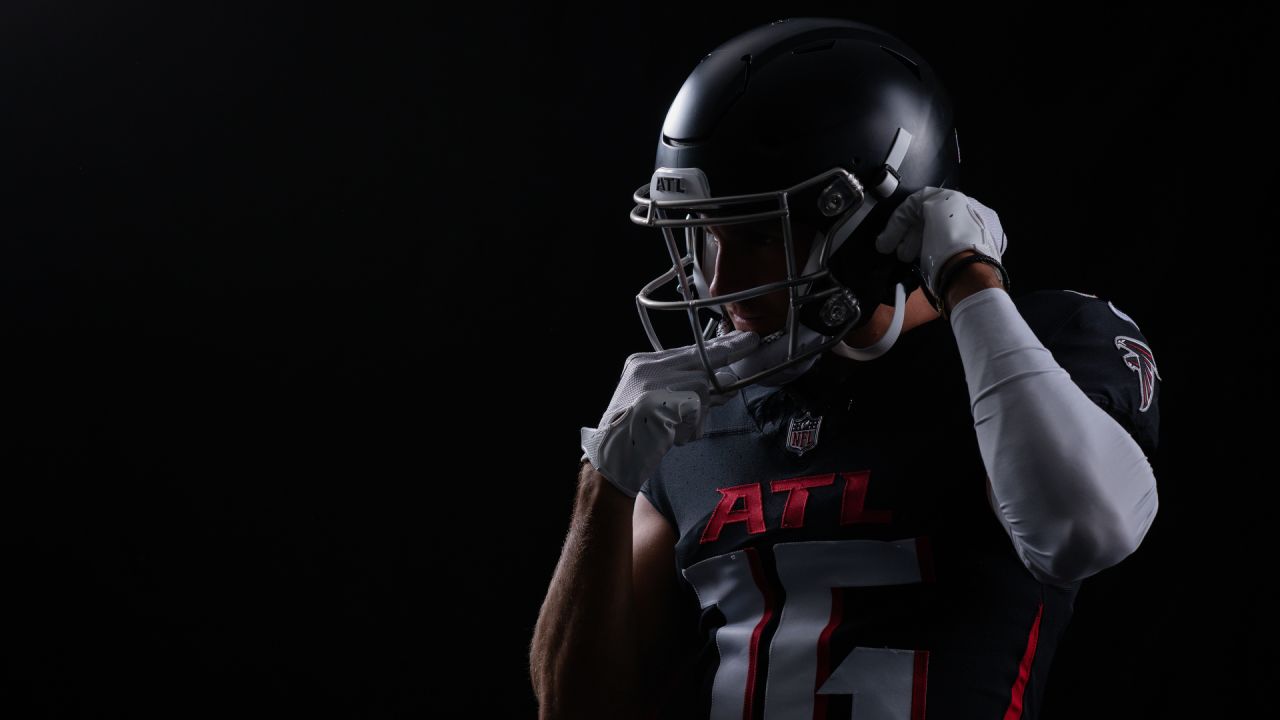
left=785, top=411, right=823, bottom=457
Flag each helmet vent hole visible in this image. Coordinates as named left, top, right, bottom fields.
left=879, top=45, right=922, bottom=80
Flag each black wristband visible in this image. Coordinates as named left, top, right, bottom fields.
left=932, top=253, right=1010, bottom=318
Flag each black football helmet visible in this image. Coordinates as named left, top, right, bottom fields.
left=631, top=17, right=962, bottom=391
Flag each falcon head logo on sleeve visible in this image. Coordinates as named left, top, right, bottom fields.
left=1115, top=336, right=1161, bottom=412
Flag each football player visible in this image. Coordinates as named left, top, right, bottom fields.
left=532, top=17, right=1160, bottom=720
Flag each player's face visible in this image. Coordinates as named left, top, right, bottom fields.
left=706, top=219, right=814, bottom=336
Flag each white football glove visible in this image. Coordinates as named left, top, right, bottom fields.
left=579, top=330, right=761, bottom=498
left=874, top=186, right=1009, bottom=304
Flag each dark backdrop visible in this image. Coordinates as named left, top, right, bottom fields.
left=2, top=2, right=1272, bottom=717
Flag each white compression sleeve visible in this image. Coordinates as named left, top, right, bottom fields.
left=948, top=288, right=1159, bottom=587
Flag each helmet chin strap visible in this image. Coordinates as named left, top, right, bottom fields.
left=830, top=281, right=906, bottom=361
left=722, top=280, right=907, bottom=390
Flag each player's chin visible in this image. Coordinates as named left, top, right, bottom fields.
left=727, top=313, right=785, bottom=336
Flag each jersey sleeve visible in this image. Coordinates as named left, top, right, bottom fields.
left=638, top=466, right=678, bottom=532
left=1018, top=290, right=1162, bottom=458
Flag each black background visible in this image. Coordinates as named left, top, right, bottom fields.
left=2, top=2, right=1273, bottom=717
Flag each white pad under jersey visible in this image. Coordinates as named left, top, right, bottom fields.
left=949, top=287, right=1159, bottom=587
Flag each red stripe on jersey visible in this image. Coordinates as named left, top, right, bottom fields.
left=915, top=535, right=935, bottom=583
left=743, top=547, right=775, bottom=720
left=911, top=650, right=929, bottom=720
left=812, top=587, right=845, bottom=719
left=1002, top=599, right=1044, bottom=720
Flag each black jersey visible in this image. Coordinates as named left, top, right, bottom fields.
left=637, top=289, right=1160, bottom=720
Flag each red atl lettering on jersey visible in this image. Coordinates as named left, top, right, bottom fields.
left=700, top=471, right=892, bottom=544
left=838, top=470, right=892, bottom=525
left=771, top=474, right=835, bottom=528
left=699, top=482, right=767, bottom=543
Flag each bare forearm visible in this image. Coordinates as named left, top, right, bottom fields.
left=941, top=250, right=1005, bottom=315
left=530, top=462, right=642, bottom=719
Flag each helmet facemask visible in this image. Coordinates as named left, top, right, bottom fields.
left=632, top=163, right=910, bottom=395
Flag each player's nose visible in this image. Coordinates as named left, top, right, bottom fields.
left=708, top=244, right=754, bottom=300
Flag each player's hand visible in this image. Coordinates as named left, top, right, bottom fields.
left=873, top=186, right=1009, bottom=302
left=579, top=330, right=761, bottom=499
